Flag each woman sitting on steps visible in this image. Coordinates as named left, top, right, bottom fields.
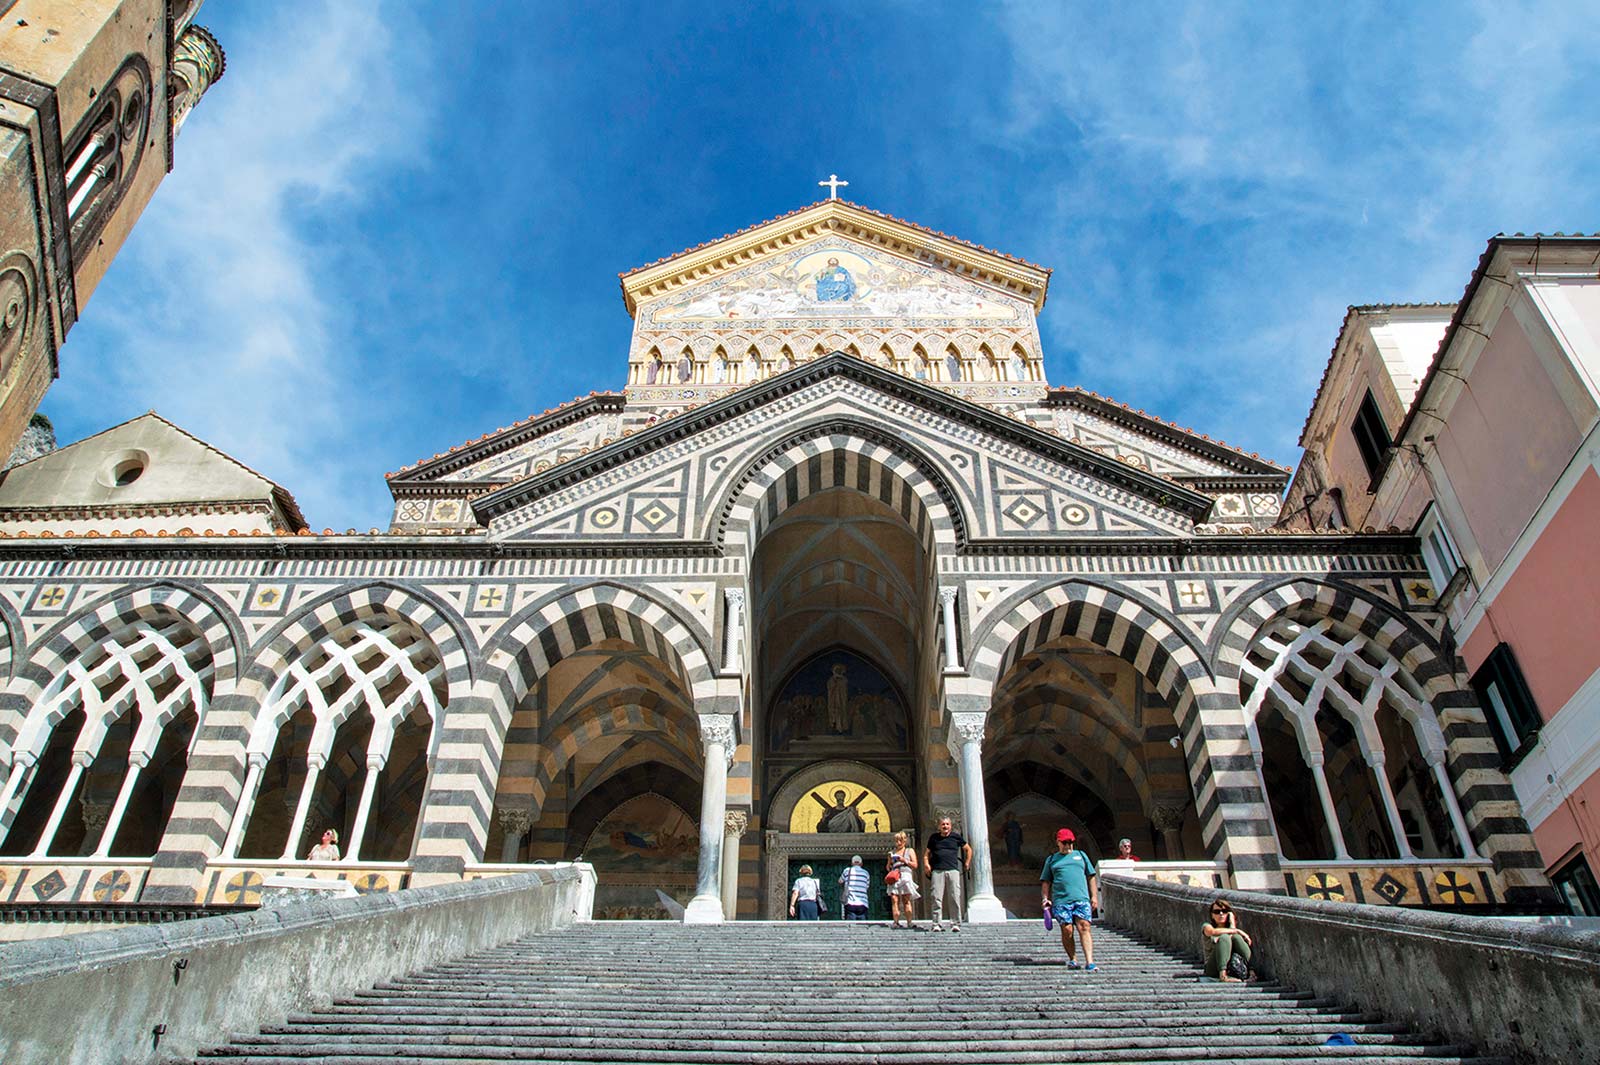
left=1202, top=897, right=1254, bottom=981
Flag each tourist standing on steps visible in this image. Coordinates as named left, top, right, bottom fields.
left=887, top=831, right=920, bottom=928
left=1040, top=828, right=1099, bottom=970
left=1116, top=837, right=1140, bottom=861
left=1202, top=898, right=1253, bottom=981
left=790, top=864, right=821, bottom=920
left=840, top=855, right=871, bottom=920
left=308, top=828, right=340, bottom=862
left=924, top=816, right=971, bottom=931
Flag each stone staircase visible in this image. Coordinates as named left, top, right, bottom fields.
left=198, top=921, right=1507, bottom=1063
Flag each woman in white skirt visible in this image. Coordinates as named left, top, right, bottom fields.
left=887, top=830, right=920, bottom=928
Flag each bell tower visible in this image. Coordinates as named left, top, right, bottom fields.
left=0, top=0, right=224, bottom=456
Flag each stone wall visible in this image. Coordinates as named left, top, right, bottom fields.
left=1100, top=873, right=1600, bottom=1065
left=0, top=863, right=594, bottom=1065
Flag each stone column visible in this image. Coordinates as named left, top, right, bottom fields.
left=344, top=752, right=388, bottom=862
left=684, top=713, right=736, bottom=924
left=91, top=753, right=148, bottom=858
left=0, top=752, right=36, bottom=838
left=721, top=808, right=748, bottom=921
left=31, top=751, right=92, bottom=857
left=1150, top=804, right=1186, bottom=860
left=1306, top=750, right=1351, bottom=860
left=938, top=587, right=961, bottom=672
left=498, top=807, right=533, bottom=863
left=281, top=752, right=327, bottom=861
left=723, top=589, right=746, bottom=672
left=222, top=753, right=269, bottom=858
left=1366, top=752, right=1414, bottom=859
left=1428, top=752, right=1480, bottom=860
left=949, top=711, right=1004, bottom=923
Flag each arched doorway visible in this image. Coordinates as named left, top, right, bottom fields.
left=746, top=481, right=939, bottom=918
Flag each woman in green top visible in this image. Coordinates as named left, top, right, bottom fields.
left=1201, top=897, right=1253, bottom=981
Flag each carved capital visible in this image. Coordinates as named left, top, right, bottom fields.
left=79, top=800, right=110, bottom=833
left=698, top=713, right=737, bottom=757
left=949, top=711, right=987, bottom=746
left=497, top=807, right=533, bottom=838
left=938, top=586, right=959, bottom=608
left=1149, top=804, right=1186, bottom=832
left=724, top=809, right=749, bottom=836
left=246, top=751, right=270, bottom=769
left=725, top=588, right=746, bottom=610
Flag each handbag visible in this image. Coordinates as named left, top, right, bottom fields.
left=1225, top=950, right=1250, bottom=980
left=885, top=869, right=900, bottom=885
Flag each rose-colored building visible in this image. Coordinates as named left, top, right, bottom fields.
left=1287, top=236, right=1600, bottom=914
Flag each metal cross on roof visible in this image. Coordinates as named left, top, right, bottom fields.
left=818, top=173, right=849, bottom=200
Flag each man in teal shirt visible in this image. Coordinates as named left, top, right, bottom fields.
left=1040, top=827, right=1099, bottom=970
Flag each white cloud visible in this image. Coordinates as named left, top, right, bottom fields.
left=50, top=1, right=429, bottom=528
left=990, top=1, right=1600, bottom=462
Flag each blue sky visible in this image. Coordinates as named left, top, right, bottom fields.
left=45, top=2, right=1600, bottom=529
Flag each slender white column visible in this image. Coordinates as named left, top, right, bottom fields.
left=0, top=753, right=37, bottom=839
left=1306, top=751, right=1350, bottom=860
left=31, top=751, right=93, bottom=857
left=344, top=752, right=388, bottom=862
left=1429, top=753, right=1480, bottom=860
left=950, top=712, right=1004, bottom=922
left=720, top=809, right=748, bottom=921
left=281, top=753, right=327, bottom=860
left=1366, top=753, right=1414, bottom=859
left=938, top=588, right=961, bottom=672
left=684, top=714, right=735, bottom=924
left=92, top=752, right=150, bottom=858
left=222, top=753, right=269, bottom=858
left=723, top=589, right=746, bottom=672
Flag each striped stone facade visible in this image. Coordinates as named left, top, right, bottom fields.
left=0, top=204, right=1557, bottom=917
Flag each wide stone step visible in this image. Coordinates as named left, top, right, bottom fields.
left=196, top=924, right=1505, bottom=1065
left=198, top=1046, right=1506, bottom=1064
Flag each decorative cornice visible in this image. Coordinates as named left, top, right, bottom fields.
left=0, top=530, right=1423, bottom=565
left=1047, top=387, right=1290, bottom=475
left=388, top=393, right=626, bottom=485
left=471, top=354, right=1217, bottom=525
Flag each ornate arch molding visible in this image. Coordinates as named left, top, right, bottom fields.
left=766, top=759, right=914, bottom=835
left=716, top=418, right=967, bottom=555
left=6, top=584, right=239, bottom=720
left=242, top=582, right=472, bottom=703
left=0, top=594, right=20, bottom=685
left=968, top=580, right=1211, bottom=701
left=1214, top=579, right=1456, bottom=695
left=479, top=581, right=717, bottom=712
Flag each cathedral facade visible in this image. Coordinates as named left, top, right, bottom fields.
left=0, top=201, right=1553, bottom=921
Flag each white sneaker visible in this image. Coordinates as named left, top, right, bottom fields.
left=951, top=923, right=961, bottom=932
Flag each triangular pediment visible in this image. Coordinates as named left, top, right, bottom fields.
left=473, top=355, right=1213, bottom=544
left=621, top=200, right=1052, bottom=315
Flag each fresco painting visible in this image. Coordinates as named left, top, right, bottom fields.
left=648, top=241, right=1025, bottom=326
left=583, top=794, right=698, bottom=919
left=768, top=649, right=910, bottom=755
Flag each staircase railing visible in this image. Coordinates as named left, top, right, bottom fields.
left=1100, top=872, right=1600, bottom=1065
left=0, top=862, right=595, bottom=1065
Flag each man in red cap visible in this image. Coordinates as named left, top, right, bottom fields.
left=1040, top=827, right=1099, bottom=969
